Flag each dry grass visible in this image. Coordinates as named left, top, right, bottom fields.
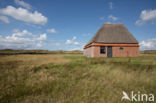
left=0, top=54, right=71, bottom=65
left=0, top=54, right=73, bottom=70
left=0, top=54, right=156, bottom=103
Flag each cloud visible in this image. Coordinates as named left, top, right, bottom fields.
left=46, top=28, right=57, bottom=33
left=73, top=42, right=80, bottom=45
left=99, top=17, right=104, bottom=20
left=14, top=0, right=31, bottom=9
left=65, top=36, right=81, bottom=46
left=35, top=33, right=46, bottom=41
left=108, top=15, right=118, bottom=21
left=72, top=36, right=76, bottom=40
left=139, top=38, right=156, bottom=50
left=36, top=43, right=42, bottom=48
left=0, top=6, right=47, bottom=25
left=0, top=29, right=47, bottom=49
left=66, top=40, right=72, bottom=45
left=136, top=9, right=156, bottom=25
left=0, top=16, right=10, bottom=23
left=12, top=29, right=34, bottom=37
left=12, top=29, right=20, bottom=33
left=109, top=2, right=113, bottom=10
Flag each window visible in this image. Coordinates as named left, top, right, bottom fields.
left=100, top=46, right=105, bottom=54
left=120, top=46, right=123, bottom=50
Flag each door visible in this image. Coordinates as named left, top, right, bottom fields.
left=107, top=46, right=112, bottom=58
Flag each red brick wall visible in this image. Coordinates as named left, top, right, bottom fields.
left=112, top=46, right=139, bottom=57
left=83, top=46, right=94, bottom=57
left=92, top=46, right=107, bottom=57
left=84, top=45, right=139, bottom=57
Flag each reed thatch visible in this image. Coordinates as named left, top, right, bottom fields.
left=88, top=23, right=138, bottom=44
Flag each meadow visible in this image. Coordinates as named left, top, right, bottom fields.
left=0, top=54, right=156, bottom=103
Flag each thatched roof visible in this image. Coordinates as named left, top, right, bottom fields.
left=87, top=23, right=138, bottom=44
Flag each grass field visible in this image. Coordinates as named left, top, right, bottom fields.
left=0, top=54, right=156, bottom=103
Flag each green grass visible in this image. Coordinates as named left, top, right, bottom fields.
left=0, top=54, right=156, bottom=103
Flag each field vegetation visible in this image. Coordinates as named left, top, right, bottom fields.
left=0, top=49, right=83, bottom=55
left=0, top=53, right=156, bottom=103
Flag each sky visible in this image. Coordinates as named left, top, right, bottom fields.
left=0, top=0, right=156, bottom=50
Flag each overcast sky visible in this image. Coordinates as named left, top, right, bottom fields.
left=0, top=0, right=156, bottom=50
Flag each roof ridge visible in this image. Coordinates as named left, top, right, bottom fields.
left=103, top=23, right=124, bottom=25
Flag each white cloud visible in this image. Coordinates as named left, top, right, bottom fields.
left=73, top=42, right=81, bottom=46
left=12, top=29, right=34, bottom=37
left=109, top=2, right=113, bottom=10
left=0, top=6, right=47, bottom=25
left=54, top=43, right=61, bottom=46
left=35, top=33, right=46, bottom=41
left=12, top=29, right=19, bottom=33
left=99, top=17, right=104, bottom=20
left=66, top=40, right=72, bottom=44
left=73, top=42, right=80, bottom=45
left=0, top=29, right=47, bottom=49
left=0, top=16, right=10, bottom=23
left=108, top=15, right=118, bottom=21
left=136, top=9, right=156, bottom=25
left=47, top=28, right=56, bottom=33
left=72, top=36, right=76, bottom=40
left=14, top=0, right=31, bottom=9
left=65, top=36, right=81, bottom=46
left=36, top=43, right=42, bottom=48
left=139, top=38, right=156, bottom=50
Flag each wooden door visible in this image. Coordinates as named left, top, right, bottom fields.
left=107, top=46, right=112, bottom=58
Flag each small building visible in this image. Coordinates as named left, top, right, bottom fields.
left=83, top=23, right=139, bottom=57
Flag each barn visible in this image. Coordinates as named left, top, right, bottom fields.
left=83, top=23, right=139, bottom=57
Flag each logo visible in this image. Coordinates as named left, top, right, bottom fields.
left=121, top=91, right=154, bottom=102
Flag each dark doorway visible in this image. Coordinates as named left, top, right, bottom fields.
left=107, top=46, right=112, bottom=58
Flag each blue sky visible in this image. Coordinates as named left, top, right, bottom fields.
left=0, top=0, right=156, bottom=50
